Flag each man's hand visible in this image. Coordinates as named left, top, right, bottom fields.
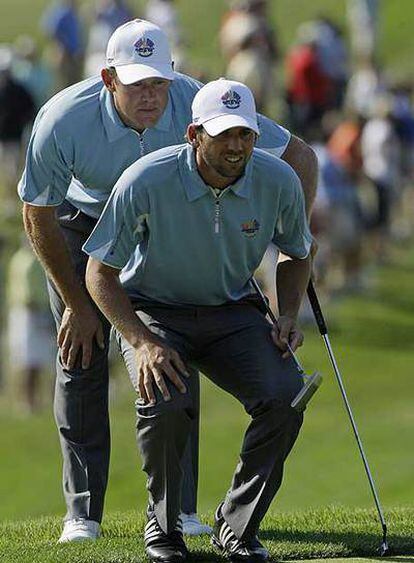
left=271, top=315, right=304, bottom=359
left=58, top=304, right=105, bottom=369
left=135, top=338, right=190, bottom=405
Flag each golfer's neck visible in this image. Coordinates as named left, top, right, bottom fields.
left=195, top=155, right=238, bottom=190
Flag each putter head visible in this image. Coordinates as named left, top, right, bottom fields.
left=379, top=540, right=389, bottom=556
left=291, top=372, right=323, bottom=412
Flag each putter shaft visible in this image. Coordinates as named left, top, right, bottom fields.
left=250, top=277, right=322, bottom=413
left=250, top=277, right=304, bottom=374
left=307, top=280, right=388, bottom=554
left=323, top=333, right=388, bottom=550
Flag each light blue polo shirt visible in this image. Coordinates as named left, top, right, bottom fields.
left=83, top=144, right=312, bottom=306
left=18, top=74, right=290, bottom=219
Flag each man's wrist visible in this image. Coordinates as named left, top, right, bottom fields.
left=278, top=312, right=298, bottom=322
left=65, top=289, right=94, bottom=313
left=130, top=326, right=158, bottom=350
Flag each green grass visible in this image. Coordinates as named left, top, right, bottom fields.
left=1, top=244, right=413, bottom=523
left=0, top=507, right=413, bottom=562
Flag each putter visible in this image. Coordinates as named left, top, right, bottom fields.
left=250, top=277, right=322, bottom=412
left=307, top=279, right=389, bottom=556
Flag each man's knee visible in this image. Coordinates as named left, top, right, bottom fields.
left=56, top=339, right=110, bottom=387
left=248, top=398, right=303, bottom=440
left=135, top=388, right=194, bottom=420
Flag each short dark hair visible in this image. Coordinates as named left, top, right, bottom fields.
left=184, top=124, right=205, bottom=143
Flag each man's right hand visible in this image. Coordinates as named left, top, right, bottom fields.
left=58, top=304, right=105, bottom=370
left=135, top=339, right=190, bottom=405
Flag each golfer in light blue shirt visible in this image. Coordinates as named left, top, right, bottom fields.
left=85, top=78, right=312, bottom=563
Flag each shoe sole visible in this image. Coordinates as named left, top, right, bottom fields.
left=146, top=555, right=187, bottom=563
left=146, top=548, right=188, bottom=563
left=58, top=535, right=99, bottom=543
left=147, top=559, right=186, bottom=563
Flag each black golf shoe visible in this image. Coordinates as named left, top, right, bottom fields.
left=211, top=504, right=269, bottom=562
left=144, top=514, right=188, bottom=563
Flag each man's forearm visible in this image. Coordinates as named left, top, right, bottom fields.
left=281, top=135, right=318, bottom=219
left=276, top=255, right=311, bottom=319
left=85, top=259, right=153, bottom=348
left=23, top=203, right=91, bottom=311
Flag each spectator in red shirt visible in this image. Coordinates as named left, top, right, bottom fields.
left=285, top=24, right=333, bottom=136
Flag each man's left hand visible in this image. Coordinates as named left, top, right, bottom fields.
left=271, top=316, right=304, bottom=359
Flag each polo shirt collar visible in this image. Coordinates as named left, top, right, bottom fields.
left=180, top=145, right=253, bottom=202
left=100, top=87, right=173, bottom=142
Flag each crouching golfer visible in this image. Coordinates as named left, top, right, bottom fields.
left=84, top=79, right=312, bottom=562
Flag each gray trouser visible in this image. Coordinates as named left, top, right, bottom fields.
left=118, top=300, right=304, bottom=539
left=49, top=202, right=198, bottom=522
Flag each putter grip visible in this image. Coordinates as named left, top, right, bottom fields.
left=307, top=280, right=328, bottom=335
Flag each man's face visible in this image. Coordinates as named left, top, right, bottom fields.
left=194, top=126, right=256, bottom=188
left=103, top=70, right=171, bottom=132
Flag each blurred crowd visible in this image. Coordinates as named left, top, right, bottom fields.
left=1, top=0, right=414, bottom=413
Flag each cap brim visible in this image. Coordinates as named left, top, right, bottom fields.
left=115, top=63, right=175, bottom=85
left=202, top=114, right=259, bottom=137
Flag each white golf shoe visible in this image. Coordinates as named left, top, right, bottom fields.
left=180, top=512, right=212, bottom=536
left=58, top=518, right=101, bottom=543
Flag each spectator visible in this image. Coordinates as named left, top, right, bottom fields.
left=220, top=0, right=278, bottom=112
left=345, top=57, right=386, bottom=118
left=285, top=24, right=333, bottom=137
left=0, top=45, right=35, bottom=192
left=347, top=0, right=380, bottom=63
left=244, top=0, right=278, bottom=62
left=42, top=0, right=84, bottom=88
left=361, top=96, right=401, bottom=260
left=392, top=83, right=414, bottom=184
left=313, top=17, right=349, bottom=108
left=85, top=0, right=133, bottom=77
left=145, top=0, right=187, bottom=71
left=12, top=35, right=53, bottom=109
left=324, top=113, right=366, bottom=292
left=7, top=239, right=55, bottom=414
left=225, top=17, right=271, bottom=111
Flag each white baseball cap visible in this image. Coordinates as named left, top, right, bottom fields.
left=191, top=78, right=259, bottom=137
left=106, top=19, right=175, bottom=85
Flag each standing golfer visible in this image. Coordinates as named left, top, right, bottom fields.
left=18, top=19, right=316, bottom=542
left=84, top=79, right=312, bottom=562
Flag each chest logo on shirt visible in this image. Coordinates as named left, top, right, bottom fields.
left=241, top=219, right=260, bottom=237
left=221, top=89, right=241, bottom=109
left=134, top=37, right=155, bottom=57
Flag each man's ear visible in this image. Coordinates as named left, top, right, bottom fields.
left=101, top=68, right=116, bottom=93
left=186, top=124, right=200, bottom=147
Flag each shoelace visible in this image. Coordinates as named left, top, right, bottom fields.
left=69, top=519, right=89, bottom=528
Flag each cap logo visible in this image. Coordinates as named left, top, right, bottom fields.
left=134, top=37, right=155, bottom=57
left=221, top=89, right=241, bottom=109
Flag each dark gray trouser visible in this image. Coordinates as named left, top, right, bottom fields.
left=48, top=202, right=198, bottom=523
left=117, top=301, right=304, bottom=539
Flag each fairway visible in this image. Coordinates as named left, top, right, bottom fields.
left=1, top=244, right=413, bottom=520
left=1, top=506, right=413, bottom=562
